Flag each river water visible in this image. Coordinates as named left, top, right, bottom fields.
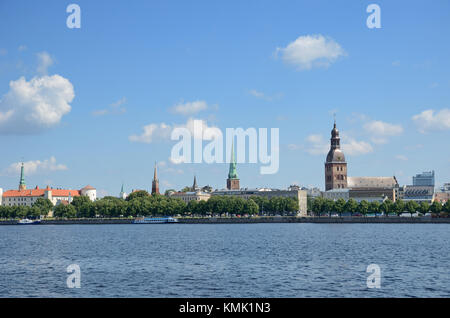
left=0, top=223, right=448, bottom=297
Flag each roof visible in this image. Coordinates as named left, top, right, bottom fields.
left=81, top=185, right=96, bottom=190
left=347, top=177, right=398, bottom=189
left=2, top=189, right=81, bottom=197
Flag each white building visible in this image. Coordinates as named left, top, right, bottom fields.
left=169, top=190, right=211, bottom=203
left=2, top=185, right=97, bottom=207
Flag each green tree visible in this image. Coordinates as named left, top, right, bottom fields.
left=368, top=201, right=380, bottom=215
left=406, top=200, right=419, bottom=217
left=394, top=199, right=405, bottom=216
left=358, top=200, right=369, bottom=217
left=32, top=198, right=53, bottom=216
left=419, top=201, right=430, bottom=215
left=430, top=201, right=442, bottom=215
left=344, top=199, right=358, bottom=216
left=126, top=190, right=150, bottom=201
left=322, top=199, right=335, bottom=216
left=334, top=198, right=346, bottom=217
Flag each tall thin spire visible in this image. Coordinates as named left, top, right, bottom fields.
left=153, top=161, right=158, bottom=180
left=228, top=140, right=238, bottom=179
left=152, top=162, right=160, bottom=195
left=19, top=162, right=26, bottom=191
left=192, top=175, right=198, bottom=191
left=226, top=141, right=240, bottom=190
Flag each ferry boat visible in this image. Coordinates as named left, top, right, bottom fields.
left=133, top=217, right=178, bottom=224
left=18, top=218, right=41, bottom=225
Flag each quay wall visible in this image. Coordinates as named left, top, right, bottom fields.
left=0, top=217, right=449, bottom=225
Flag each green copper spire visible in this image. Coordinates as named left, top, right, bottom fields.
left=19, top=162, right=26, bottom=190
left=120, top=183, right=124, bottom=193
left=228, top=141, right=238, bottom=179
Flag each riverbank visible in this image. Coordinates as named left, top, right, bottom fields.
left=0, top=216, right=449, bottom=225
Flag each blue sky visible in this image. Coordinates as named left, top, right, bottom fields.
left=0, top=0, right=449, bottom=197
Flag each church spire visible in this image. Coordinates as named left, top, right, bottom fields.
left=228, top=141, right=238, bottom=179
left=226, top=141, right=240, bottom=190
left=192, top=175, right=198, bottom=191
left=19, top=162, right=26, bottom=191
left=152, top=162, right=160, bottom=195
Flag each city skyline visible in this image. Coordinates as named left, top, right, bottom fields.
left=1, top=0, right=450, bottom=197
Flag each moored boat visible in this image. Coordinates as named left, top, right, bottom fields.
left=18, top=218, right=41, bottom=225
left=133, top=217, right=178, bottom=224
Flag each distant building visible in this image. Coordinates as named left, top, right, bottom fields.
left=413, top=171, right=435, bottom=187
left=324, top=120, right=347, bottom=190
left=0, top=188, right=3, bottom=206
left=119, top=183, right=127, bottom=199
left=169, top=190, right=211, bottom=203
left=398, top=185, right=434, bottom=203
left=435, top=192, right=450, bottom=204
left=151, top=162, right=160, bottom=195
left=1, top=162, right=96, bottom=206
left=302, top=187, right=322, bottom=199
left=2, top=185, right=96, bottom=207
left=212, top=188, right=308, bottom=216
left=323, top=189, right=349, bottom=201
left=441, top=183, right=450, bottom=192
left=347, top=176, right=399, bottom=202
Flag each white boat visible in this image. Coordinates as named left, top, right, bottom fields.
left=133, top=217, right=178, bottom=224
left=18, top=218, right=41, bottom=225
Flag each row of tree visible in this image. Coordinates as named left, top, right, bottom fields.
left=307, top=197, right=450, bottom=216
left=0, top=191, right=299, bottom=219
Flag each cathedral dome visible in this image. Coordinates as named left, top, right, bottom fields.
left=326, top=148, right=345, bottom=162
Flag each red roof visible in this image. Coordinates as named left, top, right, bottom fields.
left=2, top=189, right=80, bottom=197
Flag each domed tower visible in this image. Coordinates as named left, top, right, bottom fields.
left=324, top=120, right=347, bottom=190
left=81, top=185, right=97, bottom=201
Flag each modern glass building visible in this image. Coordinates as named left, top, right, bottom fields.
left=412, top=171, right=435, bottom=187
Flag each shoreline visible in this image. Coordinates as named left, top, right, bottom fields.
left=0, top=216, right=449, bottom=225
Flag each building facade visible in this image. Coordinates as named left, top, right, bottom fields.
left=347, top=176, right=398, bottom=202
left=398, top=185, right=435, bottom=203
left=2, top=185, right=96, bottom=207
left=1, top=163, right=96, bottom=207
left=212, top=188, right=308, bottom=216
left=169, top=190, right=212, bottom=203
left=413, top=171, right=435, bottom=187
left=324, top=120, right=347, bottom=190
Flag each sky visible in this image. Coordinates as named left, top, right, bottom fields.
left=0, top=0, right=449, bottom=197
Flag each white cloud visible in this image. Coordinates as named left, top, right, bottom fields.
left=4, top=157, right=67, bottom=176
left=36, top=51, right=53, bottom=74
left=92, top=97, right=127, bottom=116
left=395, top=155, right=408, bottom=161
left=129, top=122, right=172, bottom=143
left=170, top=100, right=208, bottom=116
left=363, top=120, right=403, bottom=144
left=342, top=138, right=373, bottom=156
left=412, top=108, right=450, bottom=133
left=248, top=89, right=283, bottom=102
left=0, top=75, right=74, bottom=134
left=18, top=45, right=27, bottom=52
left=0, top=48, right=7, bottom=56
left=303, top=133, right=373, bottom=156
left=129, top=118, right=220, bottom=144
left=275, top=34, right=346, bottom=70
